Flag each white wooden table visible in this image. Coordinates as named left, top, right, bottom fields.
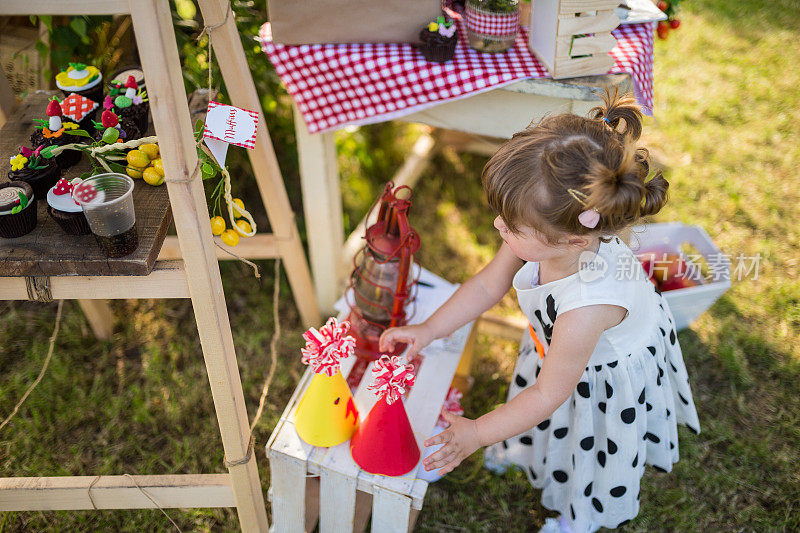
left=267, top=267, right=474, bottom=532
left=293, top=74, right=632, bottom=312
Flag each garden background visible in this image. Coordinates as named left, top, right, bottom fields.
left=1, top=0, right=799, bottom=530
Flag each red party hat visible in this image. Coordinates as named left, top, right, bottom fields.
left=350, top=356, right=420, bottom=476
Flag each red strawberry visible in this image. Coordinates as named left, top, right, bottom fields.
left=73, top=183, right=97, bottom=203
left=125, top=75, right=138, bottom=90
left=657, top=1, right=668, bottom=10
left=101, top=110, right=119, bottom=128
left=53, top=178, right=72, bottom=195
left=46, top=99, right=62, bottom=117
left=670, top=19, right=681, bottom=29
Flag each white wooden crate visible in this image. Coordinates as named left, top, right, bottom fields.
left=267, top=268, right=473, bottom=533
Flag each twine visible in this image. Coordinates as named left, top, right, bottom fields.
left=25, top=276, right=53, bottom=302
left=123, top=474, right=183, bottom=532
left=224, top=434, right=255, bottom=468
left=0, top=299, right=63, bottom=432
left=249, top=258, right=281, bottom=431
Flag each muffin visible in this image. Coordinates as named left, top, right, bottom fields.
left=60, top=92, right=99, bottom=131
left=30, top=99, right=87, bottom=169
left=7, top=145, right=62, bottom=199
left=55, top=62, right=103, bottom=105
left=94, top=107, right=141, bottom=144
left=111, top=76, right=149, bottom=133
left=0, top=181, right=37, bottom=238
left=47, top=178, right=91, bottom=235
left=418, top=15, right=458, bottom=63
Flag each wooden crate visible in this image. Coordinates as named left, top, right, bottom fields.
left=528, top=0, right=620, bottom=79
left=267, top=268, right=475, bottom=533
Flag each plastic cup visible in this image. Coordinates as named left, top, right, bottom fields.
left=72, top=173, right=138, bottom=258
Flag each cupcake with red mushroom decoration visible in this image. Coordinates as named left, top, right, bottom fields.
left=47, top=177, right=92, bottom=235
left=94, top=100, right=141, bottom=144
left=7, top=145, right=62, bottom=199
left=0, top=181, right=37, bottom=238
left=30, top=98, right=89, bottom=169
left=418, top=15, right=458, bottom=63
left=112, top=75, right=149, bottom=133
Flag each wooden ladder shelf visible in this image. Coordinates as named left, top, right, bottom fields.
left=0, top=1, right=321, bottom=530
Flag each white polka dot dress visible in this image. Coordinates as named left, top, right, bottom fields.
left=486, top=236, right=700, bottom=530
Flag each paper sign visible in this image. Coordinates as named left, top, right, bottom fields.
left=203, top=101, right=259, bottom=166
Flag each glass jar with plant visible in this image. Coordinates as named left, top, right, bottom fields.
left=465, top=0, right=520, bottom=53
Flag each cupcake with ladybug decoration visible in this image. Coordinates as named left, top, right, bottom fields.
left=111, top=76, right=149, bottom=133
left=94, top=99, right=141, bottom=144
left=47, top=177, right=92, bottom=235
left=418, top=14, right=458, bottom=63
left=7, top=145, right=62, bottom=199
left=55, top=62, right=103, bottom=105
left=30, top=98, right=90, bottom=169
left=0, top=181, right=37, bottom=238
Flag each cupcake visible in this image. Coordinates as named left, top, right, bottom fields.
left=60, top=92, right=99, bottom=131
left=30, top=99, right=88, bottom=169
left=0, top=181, right=37, bottom=238
left=94, top=105, right=141, bottom=144
left=111, top=76, right=149, bottom=133
left=109, top=66, right=145, bottom=94
left=55, top=62, right=103, bottom=105
left=7, top=145, right=62, bottom=199
left=47, top=177, right=91, bottom=235
left=418, top=15, right=458, bottom=63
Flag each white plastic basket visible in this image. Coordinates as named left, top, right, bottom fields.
left=628, top=222, right=731, bottom=330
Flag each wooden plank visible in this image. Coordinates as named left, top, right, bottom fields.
left=294, top=106, right=344, bottom=314
left=320, top=468, right=357, bottom=533
left=0, top=260, right=189, bottom=300
left=268, top=452, right=307, bottom=533
left=0, top=70, right=17, bottom=128
left=557, top=0, right=620, bottom=13
left=478, top=311, right=527, bottom=341
left=0, top=92, right=172, bottom=277
left=198, top=0, right=320, bottom=328
left=0, top=0, right=131, bottom=15
left=557, top=32, right=617, bottom=57
left=557, top=11, right=620, bottom=36
left=77, top=299, right=114, bottom=340
left=371, top=486, right=412, bottom=533
left=131, top=1, right=268, bottom=531
left=552, top=53, right=616, bottom=80
left=0, top=474, right=232, bottom=511
left=158, top=233, right=280, bottom=260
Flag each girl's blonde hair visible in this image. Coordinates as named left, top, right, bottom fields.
left=482, top=89, right=667, bottom=243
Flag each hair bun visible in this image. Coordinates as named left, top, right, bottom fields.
left=590, top=88, right=643, bottom=141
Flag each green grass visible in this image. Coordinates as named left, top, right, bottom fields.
left=2, top=0, right=800, bottom=530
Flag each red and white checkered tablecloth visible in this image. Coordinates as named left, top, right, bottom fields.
left=259, top=15, right=655, bottom=134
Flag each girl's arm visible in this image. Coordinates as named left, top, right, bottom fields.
left=423, top=302, right=627, bottom=475
left=380, top=242, right=523, bottom=357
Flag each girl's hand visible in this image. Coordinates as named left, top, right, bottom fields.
left=422, top=411, right=482, bottom=476
left=379, top=323, right=434, bottom=359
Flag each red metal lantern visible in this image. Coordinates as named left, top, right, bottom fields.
left=348, top=182, right=420, bottom=362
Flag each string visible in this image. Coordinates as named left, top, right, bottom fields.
left=249, top=258, right=281, bottom=432
left=123, top=474, right=183, bottom=532
left=0, top=299, right=63, bottom=433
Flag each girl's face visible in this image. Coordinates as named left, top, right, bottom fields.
left=494, top=215, right=567, bottom=262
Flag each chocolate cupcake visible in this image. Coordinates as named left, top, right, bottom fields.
left=47, top=178, right=91, bottom=235
left=0, top=181, right=37, bottom=238
left=94, top=107, right=141, bottom=144
left=60, top=92, right=99, bottom=131
left=111, top=76, right=149, bottom=133
left=7, top=145, right=62, bottom=199
left=418, top=15, right=458, bottom=63
left=30, top=99, right=87, bottom=169
left=55, top=62, right=103, bottom=105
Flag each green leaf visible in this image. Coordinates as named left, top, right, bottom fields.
left=69, top=18, right=88, bottom=41
left=40, top=145, right=57, bottom=158
left=35, top=40, right=49, bottom=61
left=17, top=191, right=29, bottom=209
left=108, top=162, right=126, bottom=173
left=11, top=205, right=21, bottom=215
left=68, top=129, right=93, bottom=139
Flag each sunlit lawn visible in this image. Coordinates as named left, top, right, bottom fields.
left=2, top=0, right=799, bottom=530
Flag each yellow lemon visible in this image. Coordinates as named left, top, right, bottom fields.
left=235, top=219, right=253, bottom=235
left=233, top=198, right=245, bottom=211
left=126, top=165, right=144, bottom=179
left=126, top=149, right=150, bottom=168
left=151, top=158, right=164, bottom=176
left=220, top=229, right=239, bottom=247
left=139, top=143, right=160, bottom=160
left=142, top=166, right=164, bottom=186
left=210, top=216, right=226, bottom=236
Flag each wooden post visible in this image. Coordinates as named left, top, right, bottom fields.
left=197, top=0, right=320, bottom=327
left=77, top=300, right=115, bottom=340
left=130, top=1, right=268, bottom=530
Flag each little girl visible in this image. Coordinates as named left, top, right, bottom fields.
left=380, top=91, right=700, bottom=532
